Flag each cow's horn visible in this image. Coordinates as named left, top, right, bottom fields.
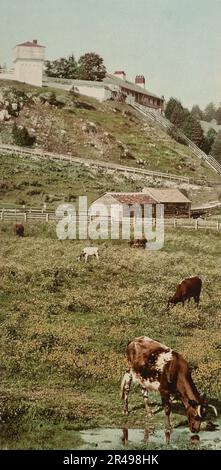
left=197, top=405, right=202, bottom=418
left=208, top=405, right=218, bottom=417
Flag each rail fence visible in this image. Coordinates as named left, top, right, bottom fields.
left=0, top=208, right=220, bottom=231
left=0, top=143, right=191, bottom=184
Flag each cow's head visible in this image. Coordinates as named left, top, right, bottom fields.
left=186, top=400, right=217, bottom=433
left=167, top=297, right=177, bottom=309
left=77, top=252, right=85, bottom=262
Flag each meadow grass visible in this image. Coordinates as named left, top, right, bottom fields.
left=0, top=223, right=220, bottom=448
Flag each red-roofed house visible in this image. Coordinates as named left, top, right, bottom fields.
left=13, top=40, right=45, bottom=87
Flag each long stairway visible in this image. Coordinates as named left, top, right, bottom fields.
left=132, top=102, right=221, bottom=175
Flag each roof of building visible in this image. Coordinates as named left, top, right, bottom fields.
left=94, top=192, right=157, bottom=205
left=142, top=188, right=191, bottom=203
left=16, top=41, right=45, bottom=48
left=103, top=73, right=162, bottom=100
left=44, top=74, right=163, bottom=101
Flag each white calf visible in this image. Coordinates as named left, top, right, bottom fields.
left=77, top=247, right=99, bottom=263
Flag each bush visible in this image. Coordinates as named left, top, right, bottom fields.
left=167, top=125, right=187, bottom=145
left=12, top=124, right=36, bottom=147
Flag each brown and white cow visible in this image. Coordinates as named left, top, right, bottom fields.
left=121, top=336, right=217, bottom=434
left=167, top=276, right=202, bottom=308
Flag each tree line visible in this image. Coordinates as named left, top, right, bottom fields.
left=45, top=52, right=106, bottom=82
left=191, top=102, right=221, bottom=124
left=165, top=98, right=221, bottom=162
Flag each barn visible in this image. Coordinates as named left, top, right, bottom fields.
left=142, top=188, right=191, bottom=218
left=91, top=189, right=191, bottom=220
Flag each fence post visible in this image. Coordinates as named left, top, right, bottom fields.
left=217, top=221, right=219, bottom=231
left=1, top=210, right=4, bottom=221
left=46, top=213, right=49, bottom=222
left=195, top=219, right=198, bottom=230
left=24, top=213, right=27, bottom=222
left=173, top=218, right=177, bottom=228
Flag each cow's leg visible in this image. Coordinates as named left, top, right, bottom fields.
left=95, top=252, right=99, bottom=260
left=141, top=388, right=152, bottom=417
left=85, top=254, right=88, bottom=263
left=194, top=296, right=200, bottom=307
left=161, top=393, right=172, bottom=444
left=121, top=371, right=132, bottom=415
left=121, top=426, right=128, bottom=445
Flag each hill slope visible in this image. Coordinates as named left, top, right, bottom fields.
left=0, top=80, right=220, bottom=180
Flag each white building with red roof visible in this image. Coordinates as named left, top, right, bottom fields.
left=13, top=40, right=45, bottom=87
left=0, top=40, right=45, bottom=87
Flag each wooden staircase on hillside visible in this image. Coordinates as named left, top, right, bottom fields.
left=131, top=102, right=221, bottom=175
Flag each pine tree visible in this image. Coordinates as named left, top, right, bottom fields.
left=165, top=98, right=181, bottom=121
left=191, top=105, right=203, bottom=121
left=203, top=102, right=216, bottom=122
left=191, top=119, right=204, bottom=147
left=201, top=128, right=217, bottom=154
left=170, top=102, right=185, bottom=128
left=211, top=131, right=221, bottom=162
left=215, top=106, right=221, bottom=125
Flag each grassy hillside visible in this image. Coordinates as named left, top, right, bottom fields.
left=1, top=153, right=221, bottom=211
left=0, top=224, right=220, bottom=449
left=0, top=80, right=220, bottom=180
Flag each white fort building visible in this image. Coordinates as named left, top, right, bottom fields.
left=0, top=40, right=164, bottom=113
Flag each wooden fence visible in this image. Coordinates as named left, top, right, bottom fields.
left=0, top=208, right=220, bottom=231
left=0, top=143, right=191, bottom=184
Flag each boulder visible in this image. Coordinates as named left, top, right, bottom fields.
left=0, top=109, right=11, bottom=121
left=81, top=121, right=97, bottom=133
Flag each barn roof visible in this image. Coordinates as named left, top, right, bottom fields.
left=94, top=192, right=157, bottom=205
left=142, top=188, right=191, bottom=203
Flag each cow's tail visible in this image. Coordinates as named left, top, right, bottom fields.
left=120, top=370, right=132, bottom=400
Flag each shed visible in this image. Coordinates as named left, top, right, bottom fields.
left=142, top=188, right=191, bottom=218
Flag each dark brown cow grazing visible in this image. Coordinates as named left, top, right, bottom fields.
left=167, top=276, right=202, bottom=308
left=121, top=336, right=217, bottom=435
left=129, top=237, right=147, bottom=249
left=14, top=223, right=24, bottom=237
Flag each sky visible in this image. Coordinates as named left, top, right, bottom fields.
left=0, top=0, right=221, bottom=109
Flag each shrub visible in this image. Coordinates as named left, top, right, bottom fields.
left=167, top=125, right=187, bottom=146
left=12, top=124, right=36, bottom=147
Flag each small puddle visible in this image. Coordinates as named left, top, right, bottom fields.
left=79, top=421, right=221, bottom=450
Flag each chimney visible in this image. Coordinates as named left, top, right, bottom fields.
left=33, top=39, right=38, bottom=45
left=114, top=70, right=126, bottom=81
left=135, top=75, right=145, bottom=89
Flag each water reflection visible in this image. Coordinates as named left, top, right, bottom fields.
left=120, top=424, right=156, bottom=446
left=191, top=434, right=200, bottom=449
left=120, top=425, right=204, bottom=447
left=121, top=426, right=128, bottom=445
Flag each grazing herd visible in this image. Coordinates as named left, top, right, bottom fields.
left=11, top=224, right=216, bottom=437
